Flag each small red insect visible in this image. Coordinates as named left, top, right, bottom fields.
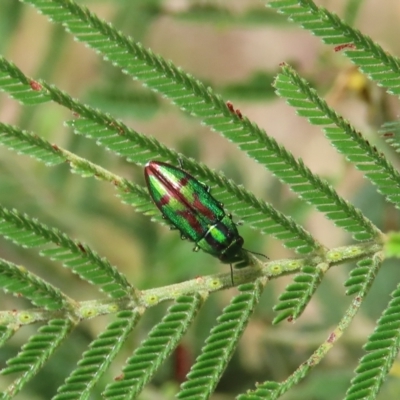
left=235, top=109, right=243, bottom=119
left=226, top=100, right=235, bottom=113
left=226, top=101, right=243, bottom=119
left=334, top=43, right=356, bottom=52
left=30, top=80, right=42, bottom=91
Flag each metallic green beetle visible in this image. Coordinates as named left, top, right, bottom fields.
left=144, top=161, right=246, bottom=266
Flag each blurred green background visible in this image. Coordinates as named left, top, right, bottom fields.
left=1, top=0, right=400, bottom=399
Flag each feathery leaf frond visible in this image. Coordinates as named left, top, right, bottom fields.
left=20, top=0, right=377, bottom=248
left=238, top=382, right=280, bottom=400
left=0, top=121, right=162, bottom=228
left=270, top=71, right=382, bottom=240
left=0, top=326, right=15, bottom=347
left=1, top=319, right=73, bottom=399
left=268, top=0, right=400, bottom=96
left=0, top=206, right=131, bottom=299
left=274, top=242, right=384, bottom=323
left=344, top=257, right=379, bottom=296
left=0, top=115, right=316, bottom=254
left=273, top=263, right=327, bottom=324
left=177, top=280, right=266, bottom=399
left=379, top=121, right=400, bottom=153
left=67, top=116, right=319, bottom=254
left=0, top=57, right=51, bottom=105
left=0, top=1, right=394, bottom=398
left=274, top=65, right=400, bottom=210
left=0, top=258, right=70, bottom=310
left=241, top=254, right=383, bottom=400
left=104, top=295, right=204, bottom=400
left=345, top=280, right=400, bottom=400
left=0, top=53, right=319, bottom=254
left=0, top=122, right=65, bottom=166
left=54, top=310, right=141, bottom=400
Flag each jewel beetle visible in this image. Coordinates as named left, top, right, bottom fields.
left=144, top=161, right=249, bottom=280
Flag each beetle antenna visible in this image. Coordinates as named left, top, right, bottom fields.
left=230, top=264, right=234, bottom=286
left=243, top=249, right=269, bottom=259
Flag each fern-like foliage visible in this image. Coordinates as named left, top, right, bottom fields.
left=18, top=0, right=382, bottom=250
left=1, top=319, right=73, bottom=399
left=0, top=0, right=397, bottom=399
left=177, top=280, right=266, bottom=399
left=274, top=65, right=400, bottom=209
left=0, top=59, right=51, bottom=105
left=268, top=0, right=400, bottom=96
left=0, top=121, right=162, bottom=226
left=272, top=263, right=326, bottom=324
left=104, top=295, right=203, bottom=400
left=344, top=257, right=378, bottom=296
left=0, top=206, right=131, bottom=299
left=0, top=123, right=64, bottom=166
left=273, top=244, right=383, bottom=324
left=0, top=326, right=15, bottom=347
left=267, top=2, right=394, bottom=325
left=379, top=120, right=400, bottom=153
left=0, top=57, right=319, bottom=254
left=54, top=310, right=141, bottom=400
left=239, top=254, right=383, bottom=400
left=0, top=258, right=69, bottom=310
left=67, top=118, right=319, bottom=253
left=345, top=281, right=400, bottom=400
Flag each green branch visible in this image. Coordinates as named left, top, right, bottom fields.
left=0, top=242, right=382, bottom=330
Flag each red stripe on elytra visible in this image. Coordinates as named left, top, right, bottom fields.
left=159, top=181, right=218, bottom=224
left=179, top=176, right=190, bottom=187
left=177, top=175, right=217, bottom=221
left=193, top=194, right=215, bottom=220
left=176, top=209, right=204, bottom=235
left=159, top=193, right=170, bottom=207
